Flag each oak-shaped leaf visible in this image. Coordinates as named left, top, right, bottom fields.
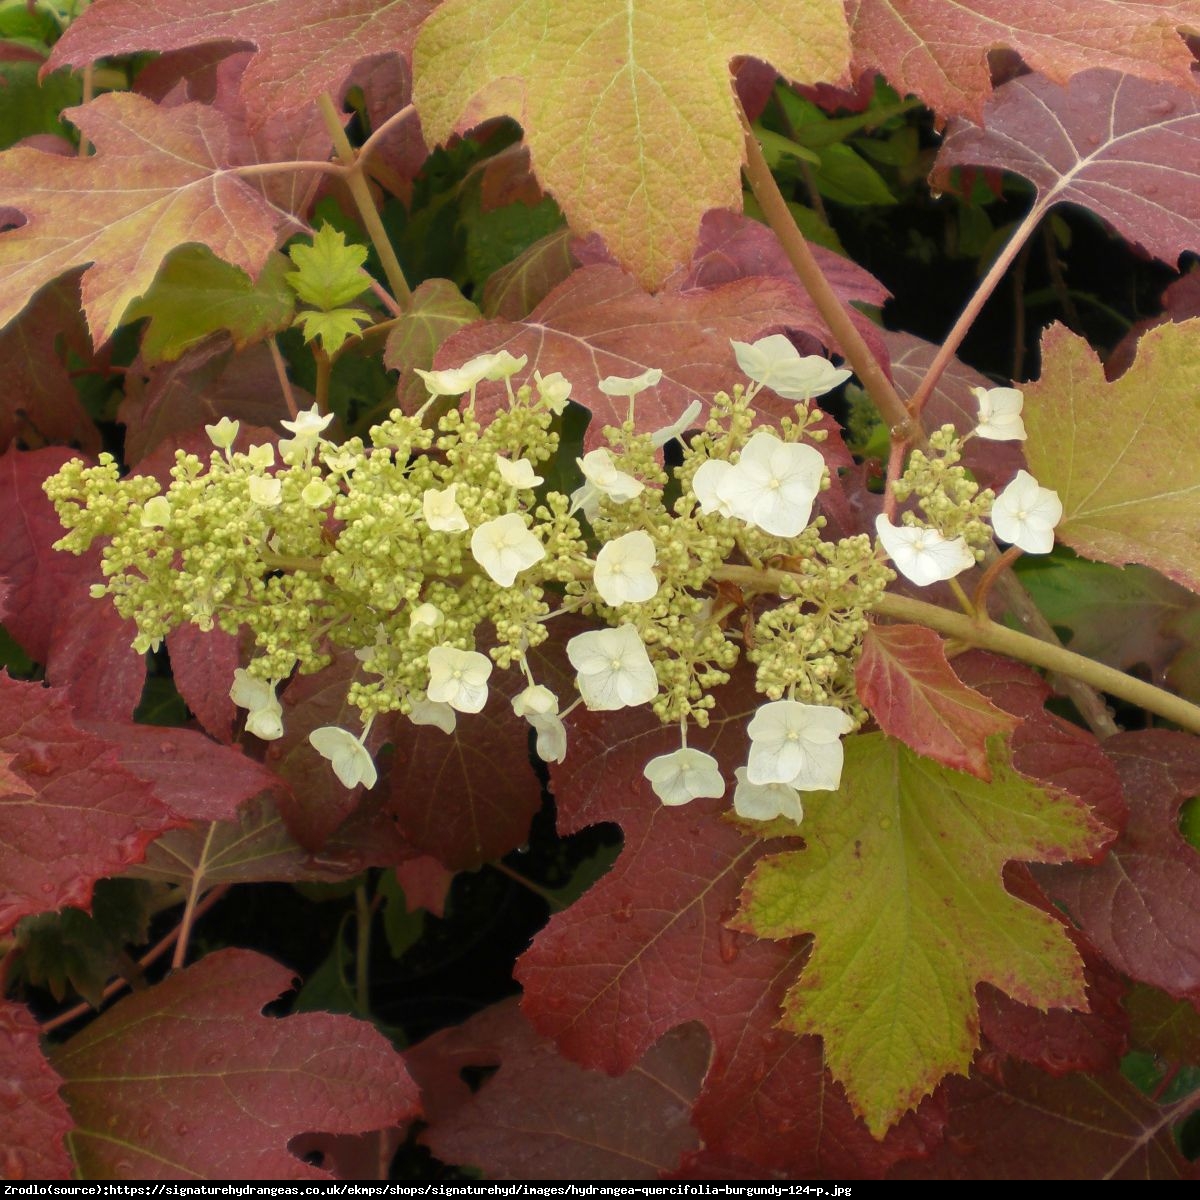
left=514, top=662, right=939, bottom=1177
left=1022, top=320, right=1200, bottom=592
left=933, top=69, right=1200, bottom=266
left=736, top=733, right=1109, bottom=1135
left=409, top=999, right=708, bottom=1179
left=0, top=673, right=179, bottom=936
left=1036, top=730, right=1200, bottom=1001
left=47, top=0, right=439, bottom=132
left=440, top=263, right=859, bottom=453
left=0, top=447, right=145, bottom=718
left=0, top=999, right=74, bottom=1181
left=0, top=92, right=288, bottom=344
left=856, top=623, right=1018, bottom=779
left=976, top=866, right=1129, bottom=1076
left=851, top=1, right=1200, bottom=122
left=888, top=1059, right=1200, bottom=1180
left=415, top=0, right=850, bottom=289
left=51, top=949, right=419, bottom=1180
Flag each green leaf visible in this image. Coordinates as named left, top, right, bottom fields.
left=1024, top=320, right=1200, bottom=592
left=756, top=126, right=822, bottom=167
left=414, top=0, right=851, bottom=289
left=811, top=142, right=896, bottom=206
left=123, top=247, right=295, bottom=364
left=293, top=307, right=372, bottom=356
left=0, top=60, right=80, bottom=149
left=736, top=733, right=1107, bottom=1136
left=286, top=224, right=371, bottom=311
left=377, top=871, right=425, bottom=960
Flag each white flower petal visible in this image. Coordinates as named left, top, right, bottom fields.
left=528, top=712, right=567, bottom=764
left=598, top=367, right=662, bottom=398
left=594, top=530, right=658, bottom=606
left=643, top=748, right=724, bottom=806
left=717, top=431, right=824, bottom=537
left=566, top=624, right=658, bottom=711
left=248, top=475, right=282, bottom=508
left=535, top=370, right=572, bottom=413
left=512, top=684, right=559, bottom=718
left=496, top=456, right=544, bottom=489
left=732, top=335, right=852, bottom=400
left=278, top=404, right=334, bottom=463
left=310, top=726, right=378, bottom=789
left=692, top=459, right=736, bottom=516
left=972, top=386, right=1027, bottom=441
left=423, top=483, right=469, bottom=533
left=651, top=399, right=702, bottom=449
left=577, top=448, right=644, bottom=503
left=205, top=416, right=239, bottom=450
left=874, top=514, right=975, bottom=587
left=408, top=696, right=457, bottom=735
left=141, top=496, right=172, bottom=528
left=471, top=512, right=545, bottom=586
left=991, top=470, right=1062, bottom=554
left=427, top=645, right=493, bottom=713
left=733, top=767, right=804, bottom=823
left=746, top=700, right=853, bottom=788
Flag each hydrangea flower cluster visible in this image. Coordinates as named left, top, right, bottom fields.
left=51, top=336, right=1042, bottom=828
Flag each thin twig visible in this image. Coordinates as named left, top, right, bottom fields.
left=269, top=336, right=299, bottom=419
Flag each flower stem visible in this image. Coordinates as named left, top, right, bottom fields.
left=905, top=204, right=1044, bottom=418
left=737, top=99, right=922, bottom=450
left=712, top=563, right=1199, bottom=734
left=317, top=92, right=413, bottom=308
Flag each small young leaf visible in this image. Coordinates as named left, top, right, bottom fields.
left=287, top=226, right=372, bottom=312
left=293, top=307, right=372, bottom=356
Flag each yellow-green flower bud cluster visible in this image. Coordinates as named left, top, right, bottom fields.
left=44, top=367, right=884, bottom=749
left=891, top=424, right=994, bottom=555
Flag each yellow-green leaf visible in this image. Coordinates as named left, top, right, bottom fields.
left=1024, top=320, right=1200, bottom=592
left=293, top=308, right=371, bottom=355
left=123, top=248, right=295, bottom=365
left=286, top=225, right=371, bottom=311
left=414, top=0, right=851, bottom=290
left=736, top=733, right=1107, bottom=1136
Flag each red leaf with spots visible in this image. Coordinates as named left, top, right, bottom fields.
left=410, top=999, right=708, bottom=1180
left=0, top=674, right=178, bottom=935
left=51, top=949, right=419, bottom=1180
left=1037, top=731, right=1200, bottom=1001
left=0, top=1000, right=74, bottom=1181
left=888, top=1060, right=1200, bottom=1180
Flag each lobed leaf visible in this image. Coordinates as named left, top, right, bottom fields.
left=934, top=69, right=1200, bottom=266
left=850, top=1, right=1200, bottom=123
left=0, top=93, right=287, bottom=344
left=415, top=0, right=851, bottom=289
left=856, top=623, right=1018, bottom=779
left=47, top=0, right=439, bottom=131
left=0, top=1000, right=74, bottom=1181
left=1022, top=320, right=1200, bottom=592
left=410, top=999, right=708, bottom=1180
left=736, top=733, right=1109, bottom=1135
left=0, top=674, right=179, bottom=935
left=52, top=949, right=419, bottom=1180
